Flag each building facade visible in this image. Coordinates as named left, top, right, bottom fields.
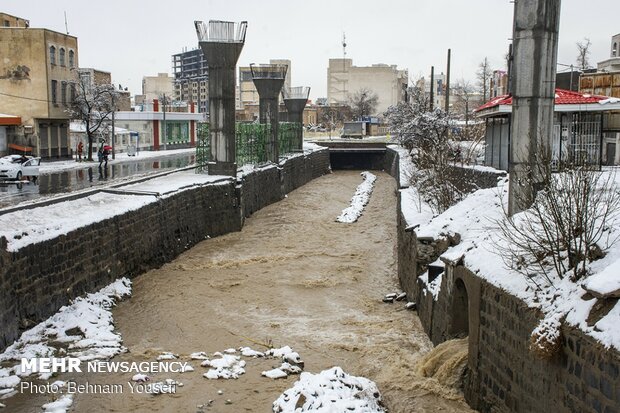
left=142, top=72, right=174, bottom=103
left=597, top=33, right=620, bottom=73
left=0, top=16, right=78, bottom=158
left=172, top=48, right=208, bottom=113
left=327, top=58, right=408, bottom=116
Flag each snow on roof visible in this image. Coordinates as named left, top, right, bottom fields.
left=474, top=89, right=618, bottom=114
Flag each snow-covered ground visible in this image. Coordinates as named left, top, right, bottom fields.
left=336, top=171, right=377, bottom=223
left=39, top=148, right=196, bottom=175
left=398, top=147, right=620, bottom=351
left=0, top=278, right=132, bottom=401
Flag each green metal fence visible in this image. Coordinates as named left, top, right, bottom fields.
left=278, top=122, right=301, bottom=156
left=236, top=122, right=270, bottom=166
left=195, top=121, right=303, bottom=172
left=196, top=122, right=210, bottom=173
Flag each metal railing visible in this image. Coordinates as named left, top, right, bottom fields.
left=282, top=86, right=310, bottom=100
left=250, top=64, right=288, bottom=80
left=194, top=20, right=247, bottom=43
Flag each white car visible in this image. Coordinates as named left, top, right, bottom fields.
left=0, top=155, right=41, bottom=181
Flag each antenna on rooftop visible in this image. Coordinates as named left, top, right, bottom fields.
left=342, top=32, right=347, bottom=59
left=64, top=11, right=69, bottom=35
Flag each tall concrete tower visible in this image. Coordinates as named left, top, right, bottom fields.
left=251, top=64, right=288, bottom=164
left=195, top=20, right=247, bottom=176
left=282, top=86, right=310, bottom=151
left=508, top=0, right=561, bottom=214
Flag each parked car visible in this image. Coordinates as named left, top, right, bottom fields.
left=0, top=155, right=41, bottom=181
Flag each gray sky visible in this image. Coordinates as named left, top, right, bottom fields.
left=3, top=0, right=619, bottom=101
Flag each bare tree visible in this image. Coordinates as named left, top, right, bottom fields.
left=494, top=146, right=620, bottom=287
left=576, top=37, right=592, bottom=71
left=476, top=57, right=493, bottom=102
left=69, top=73, right=119, bottom=161
left=348, top=88, right=379, bottom=119
left=452, top=79, right=476, bottom=125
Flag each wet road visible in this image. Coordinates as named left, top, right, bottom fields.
left=0, top=154, right=195, bottom=208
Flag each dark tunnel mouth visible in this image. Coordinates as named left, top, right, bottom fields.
left=329, top=151, right=387, bottom=170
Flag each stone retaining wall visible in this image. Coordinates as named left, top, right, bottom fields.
left=394, top=150, right=620, bottom=413
left=0, top=149, right=330, bottom=352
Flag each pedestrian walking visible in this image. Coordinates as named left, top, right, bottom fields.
left=76, top=141, right=84, bottom=162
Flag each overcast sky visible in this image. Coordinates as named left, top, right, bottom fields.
left=3, top=0, right=618, bottom=101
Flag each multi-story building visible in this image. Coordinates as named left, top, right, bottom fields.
left=78, top=67, right=131, bottom=111
left=490, top=70, right=508, bottom=98
left=0, top=14, right=78, bottom=158
left=238, top=59, right=291, bottom=109
left=172, top=48, right=208, bottom=113
left=416, top=73, right=446, bottom=110
left=142, top=73, right=174, bottom=103
left=0, top=12, right=29, bottom=28
left=327, top=59, right=408, bottom=116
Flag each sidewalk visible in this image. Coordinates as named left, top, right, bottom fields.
left=40, top=148, right=196, bottom=174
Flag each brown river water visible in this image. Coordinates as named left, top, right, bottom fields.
left=9, top=170, right=474, bottom=412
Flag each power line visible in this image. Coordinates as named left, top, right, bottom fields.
left=0, top=91, right=54, bottom=103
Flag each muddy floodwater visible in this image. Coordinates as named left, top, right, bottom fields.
left=12, top=170, right=475, bottom=412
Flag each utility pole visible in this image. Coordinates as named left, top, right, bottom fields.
left=162, top=93, right=167, bottom=150
left=111, top=108, right=115, bottom=160
left=430, top=66, right=435, bottom=111
left=445, top=49, right=451, bottom=113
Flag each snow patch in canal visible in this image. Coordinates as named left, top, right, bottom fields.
left=336, top=171, right=377, bottom=223
left=272, top=366, right=385, bottom=413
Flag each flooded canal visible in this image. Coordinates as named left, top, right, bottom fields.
left=9, top=170, right=474, bottom=412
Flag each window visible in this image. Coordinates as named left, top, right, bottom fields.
left=69, top=50, right=75, bottom=68
left=70, top=84, right=76, bottom=102
left=49, top=46, right=56, bottom=65
left=61, top=81, right=67, bottom=105
left=614, top=42, right=618, bottom=58
left=4, top=20, right=10, bottom=27
left=51, top=80, right=58, bottom=104
left=59, top=48, right=66, bottom=66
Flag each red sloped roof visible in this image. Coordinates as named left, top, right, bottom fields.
left=474, top=88, right=610, bottom=112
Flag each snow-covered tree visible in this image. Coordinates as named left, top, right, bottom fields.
left=69, top=73, right=119, bottom=161
left=385, top=86, right=466, bottom=213
left=348, top=88, right=378, bottom=119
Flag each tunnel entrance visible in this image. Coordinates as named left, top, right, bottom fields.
left=310, top=141, right=389, bottom=170
left=330, top=151, right=387, bottom=170
left=450, top=278, right=469, bottom=338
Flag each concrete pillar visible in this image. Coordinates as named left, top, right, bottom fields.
left=508, top=0, right=561, bottom=215
left=283, top=86, right=310, bottom=152
left=195, top=20, right=247, bottom=176
left=251, top=64, right=287, bottom=164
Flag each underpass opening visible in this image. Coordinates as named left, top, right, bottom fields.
left=329, top=151, right=386, bottom=170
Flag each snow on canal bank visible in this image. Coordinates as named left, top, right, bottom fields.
left=336, top=171, right=377, bottom=223
left=0, top=278, right=131, bottom=410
